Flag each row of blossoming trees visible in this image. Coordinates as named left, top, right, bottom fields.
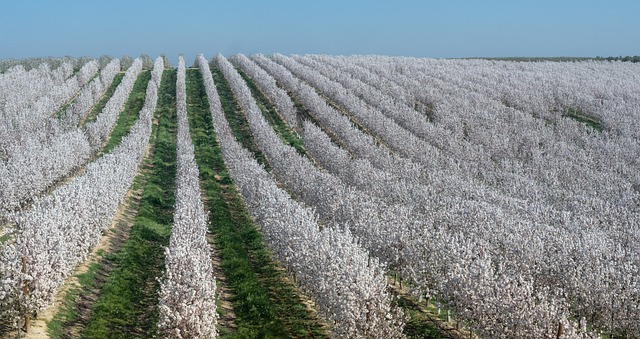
left=0, top=56, right=161, bottom=329
left=0, top=57, right=130, bottom=211
left=156, top=56, right=218, bottom=338
left=1, top=53, right=406, bottom=337
left=1, top=52, right=638, bottom=338
left=200, top=54, right=404, bottom=338
left=237, top=53, right=639, bottom=338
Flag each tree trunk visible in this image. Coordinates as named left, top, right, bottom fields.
left=610, top=310, right=614, bottom=339
left=22, top=256, right=30, bottom=333
left=555, top=322, right=564, bottom=339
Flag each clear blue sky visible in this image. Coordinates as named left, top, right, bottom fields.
left=1, top=0, right=638, bottom=65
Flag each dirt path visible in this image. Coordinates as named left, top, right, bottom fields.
left=207, top=232, right=237, bottom=332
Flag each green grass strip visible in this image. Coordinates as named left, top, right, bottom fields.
left=54, top=100, right=74, bottom=119
left=186, top=68, right=328, bottom=338
left=81, top=72, right=125, bottom=126
left=236, top=68, right=306, bottom=156
left=100, top=70, right=152, bottom=155
left=79, top=69, right=177, bottom=339
left=565, top=107, right=603, bottom=132
left=209, top=64, right=270, bottom=171
left=47, top=254, right=104, bottom=338
left=55, top=72, right=101, bottom=119
left=286, top=89, right=357, bottom=157
left=397, top=293, right=448, bottom=339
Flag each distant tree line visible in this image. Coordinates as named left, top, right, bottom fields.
left=594, top=55, right=640, bottom=63
left=470, top=56, right=640, bottom=63
left=0, top=54, right=163, bottom=74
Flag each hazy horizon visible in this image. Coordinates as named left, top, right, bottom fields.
left=2, top=0, right=638, bottom=65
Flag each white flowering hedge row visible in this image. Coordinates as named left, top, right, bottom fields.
left=156, top=56, right=218, bottom=339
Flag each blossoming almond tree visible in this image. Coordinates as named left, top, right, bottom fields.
left=157, top=56, right=218, bottom=339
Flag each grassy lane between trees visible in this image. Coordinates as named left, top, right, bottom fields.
left=186, top=68, right=328, bottom=338
left=54, top=72, right=101, bottom=119
left=236, top=67, right=306, bottom=156
left=564, top=107, right=603, bottom=132
left=283, top=88, right=359, bottom=157
left=70, top=69, right=178, bottom=339
left=209, top=62, right=270, bottom=171
left=81, top=72, right=125, bottom=126
left=99, top=70, right=152, bottom=155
